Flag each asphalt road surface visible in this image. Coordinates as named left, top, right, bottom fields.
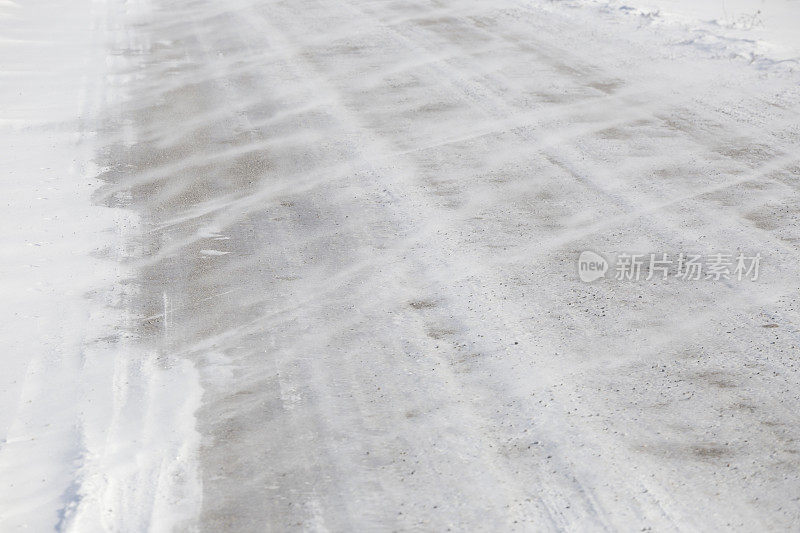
left=59, top=0, right=800, bottom=530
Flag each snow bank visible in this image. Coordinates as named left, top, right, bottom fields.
left=558, top=0, right=800, bottom=72
left=0, top=0, right=202, bottom=530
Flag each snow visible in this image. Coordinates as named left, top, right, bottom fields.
left=2, top=0, right=800, bottom=530
left=579, top=0, right=800, bottom=69
left=0, top=0, right=201, bottom=530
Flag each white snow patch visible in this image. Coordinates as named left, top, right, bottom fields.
left=561, top=0, right=800, bottom=71
left=199, top=249, right=231, bottom=256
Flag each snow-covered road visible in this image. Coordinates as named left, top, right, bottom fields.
left=3, top=0, right=800, bottom=530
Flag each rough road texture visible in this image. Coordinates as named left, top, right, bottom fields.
left=98, top=0, right=800, bottom=530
